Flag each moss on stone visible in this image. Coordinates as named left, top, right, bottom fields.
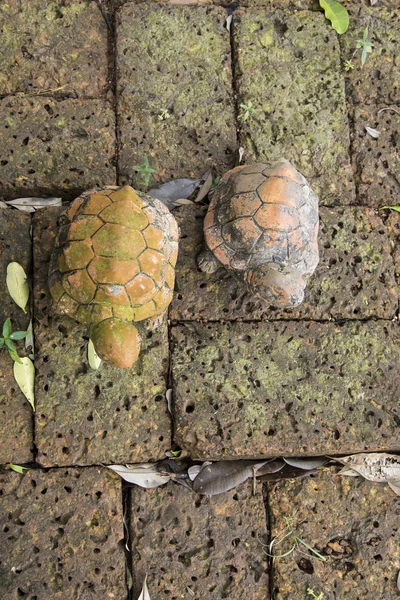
left=233, top=9, right=355, bottom=205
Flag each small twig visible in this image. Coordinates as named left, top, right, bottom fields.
left=377, top=107, right=400, bottom=117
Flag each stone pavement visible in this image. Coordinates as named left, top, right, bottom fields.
left=0, top=0, right=399, bottom=598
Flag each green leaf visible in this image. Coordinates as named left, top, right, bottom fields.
left=5, top=338, right=17, bottom=353
left=380, top=206, right=400, bottom=213
left=0, top=339, right=4, bottom=348
left=170, top=449, right=182, bottom=457
left=88, top=339, right=102, bottom=370
left=13, top=357, right=35, bottom=411
left=9, top=463, right=30, bottom=474
left=9, top=350, right=23, bottom=364
left=6, top=262, right=30, bottom=313
left=10, top=330, right=28, bottom=340
left=319, top=0, right=349, bottom=34
left=2, top=318, right=12, bottom=338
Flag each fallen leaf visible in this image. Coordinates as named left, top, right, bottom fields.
left=255, top=459, right=285, bottom=476
left=7, top=262, right=30, bottom=313
left=107, top=464, right=171, bottom=488
left=4, top=197, right=62, bottom=213
left=336, top=453, right=400, bottom=483
left=88, top=340, right=102, bottom=370
left=24, top=320, right=34, bottom=358
left=397, top=570, right=400, bottom=591
left=9, top=464, right=30, bottom=474
left=192, top=460, right=267, bottom=496
left=188, top=464, right=204, bottom=481
left=238, top=147, right=245, bottom=163
left=319, top=0, right=349, bottom=34
left=172, top=198, right=195, bottom=207
left=258, top=464, right=318, bottom=482
left=166, top=389, right=173, bottom=413
left=388, top=480, right=400, bottom=496
left=370, top=0, right=379, bottom=5
left=194, top=171, right=213, bottom=203
left=13, top=357, right=35, bottom=411
left=148, top=178, right=201, bottom=209
left=365, top=126, right=381, bottom=138
left=0, top=201, right=8, bottom=209
left=283, top=457, right=329, bottom=470
left=138, top=574, right=151, bottom=600
left=380, top=206, right=400, bottom=213
left=226, top=14, right=232, bottom=32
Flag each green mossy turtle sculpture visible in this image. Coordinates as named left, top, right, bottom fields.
left=49, top=185, right=179, bottom=368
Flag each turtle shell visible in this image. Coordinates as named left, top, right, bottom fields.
left=204, top=159, right=319, bottom=275
left=49, top=185, right=179, bottom=325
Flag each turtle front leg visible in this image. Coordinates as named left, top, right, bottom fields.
left=197, top=248, right=220, bottom=274
left=146, top=309, right=167, bottom=331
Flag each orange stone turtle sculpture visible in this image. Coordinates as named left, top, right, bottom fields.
left=49, top=186, right=179, bottom=368
left=198, top=159, right=319, bottom=307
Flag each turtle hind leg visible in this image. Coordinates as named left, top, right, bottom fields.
left=197, top=248, right=220, bottom=274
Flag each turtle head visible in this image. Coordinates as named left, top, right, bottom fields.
left=90, top=318, right=141, bottom=369
left=245, top=265, right=306, bottom=308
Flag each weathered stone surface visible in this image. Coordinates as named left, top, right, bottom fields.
left=0, top=209, right=33, bottom=464
left=0, top=0, right=108, bottom=97
left=268, top=469, right=400, bottom=599
left=352, top=105, right=400, bottom=207
left=170, top=204, right=398, bottom=321
left=0, top=467, right=126, bottom=598
left=33, top=208, right=171, bottom=466
left=341, top=8, right=400, bottom=106
left=130, top=481, right=269, bottom=598
left=116, top=5, right=237, bottom=186
left=171, top=321, right=400, bottom=459
left=233, top=9, right=355, bottom=206
left=0, top=97, right=116, bottom=200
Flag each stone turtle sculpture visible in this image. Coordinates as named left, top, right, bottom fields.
left=49, top=185, right=179, bottom=368
left=198, top=159, right=319, bottom=307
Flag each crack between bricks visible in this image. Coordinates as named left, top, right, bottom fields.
left=170, top=315, right=397, bottom=325
left=227, top=5, right=242, bottom=162
left=262, top=483, right=275, bottom=600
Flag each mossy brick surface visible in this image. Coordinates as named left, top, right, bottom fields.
left=116, top=5, right=237, bottom=186
left=0, top=97, right=116, bottom=200
left=0, top=0, right=108, bottom=97
left=130, top=481, right=269, bottom=598
left=171, top=321, right=400, bottom=460
left=268, top=469, right=400, bottom=599
left=341, top=8, right=400, bottom=107
left=0, top=467, right=126, bottom=599
left=33, top=208, right=171, bottom=467
left=233, top=9, right=354, bottom=206
left=352, top=105, right=400, bottom=207
left=170, top=204, right=398, bottom=321
left=0, top=209, right=33, bottom=464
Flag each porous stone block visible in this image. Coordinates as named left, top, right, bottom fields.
left=171, top=321, right=400, bottom=459
left=130, top=481, right=269, bottom=598
left=33, top=208, right=171, bottom=466
left=0, top=0, right=108, bottom=97
left=116, top=5, right=237, bottom=185
left=0, top=467, right=126, bottom=599
left=170, top=205, right=398, bottom=321
left=233, top=9, right=355, bottom=205
left=268, top=469, right=400, bottom=599
left=0, top=209, right=33, bottom=464
left=0, top=97, right=116, bottom=200
left=341, top=8, right=400, bottom=106
left=352, top=105, right=400, bottom=207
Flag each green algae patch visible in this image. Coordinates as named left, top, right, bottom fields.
left=0, top=97, right=116, bottom=199
left=33, top=209, right=171, bottom=466
left=233, top=9, right=355, bottom=205
left=116, top=5, right=237, bottom=184
left=172, top=321, right=400, bottom=460
left=0, top=0, right=108, bottom=96
left=340, top=7, right=400, bottom=106
left=170, top=204, right=398, bottom=322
